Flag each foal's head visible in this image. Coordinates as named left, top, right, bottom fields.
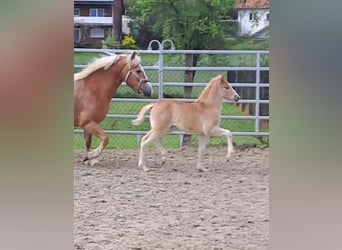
left=217, top=74, right=240, bottom=102
left=123, top=52, right=152, bottom=97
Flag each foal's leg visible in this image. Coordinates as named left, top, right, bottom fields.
left=196, top=135, right=208, bottom=171
left=83, top=131, right=99, bottom=166
left=82, top=121, right=109, bottom=161
left=208, top=126, right=234, bottom=161
left=154, top=138, right=167, bottom=164
left=138, top=130, right=163, bottom=171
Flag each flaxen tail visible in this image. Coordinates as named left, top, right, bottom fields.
left=132, top=103, right=154, bottom=126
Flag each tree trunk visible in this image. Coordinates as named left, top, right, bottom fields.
left=182, top=53, right=197, bottom=145
left=184, top=54, right=194, bottom=98
left=113, top=0, right=123, bottom=42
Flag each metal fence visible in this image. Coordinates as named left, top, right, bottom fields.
left=74, top=46, right=269, bottom=149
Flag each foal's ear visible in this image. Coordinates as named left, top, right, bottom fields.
left=219, top=73, right=226, bottom=82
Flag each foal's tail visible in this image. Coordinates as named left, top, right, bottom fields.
left=132, top=103, right=154, bottom=126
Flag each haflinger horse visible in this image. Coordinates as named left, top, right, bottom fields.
left=132, top=74, right=240, bottom=172
left=74, top=52, right=152, bottom=166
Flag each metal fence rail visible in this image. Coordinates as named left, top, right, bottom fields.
left=74, top=47, right=269, bottom=149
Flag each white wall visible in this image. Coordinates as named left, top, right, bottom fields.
left=122, top=15, right=131, bottom=34
left=238, top=9, right=269, bottom=36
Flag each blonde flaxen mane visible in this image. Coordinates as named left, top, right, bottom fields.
left=74, top=54, right=121, bottom=81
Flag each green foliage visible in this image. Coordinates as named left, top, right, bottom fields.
left=101, top=35, right=121, bottom=49
left=229, top=38, right=269, bottom=50
left=129, top=0, right=236, bottom=50
left=121, top=35, right=138, bottom=49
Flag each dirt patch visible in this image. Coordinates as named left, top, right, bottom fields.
left=74, top=146, right=269, bottom=249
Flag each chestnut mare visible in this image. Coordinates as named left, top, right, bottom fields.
left=74, top=52, right=152, bottom=165
left=133, top=74, right=240, bottom=172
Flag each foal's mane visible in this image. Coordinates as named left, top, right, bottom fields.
left=74, top=54, right=121, bottom=81
left=197, top=75, right=222, bottom=101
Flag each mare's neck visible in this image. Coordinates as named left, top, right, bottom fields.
left=100, top=59, right=126, bottom=101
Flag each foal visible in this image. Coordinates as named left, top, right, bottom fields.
left=132, top=74, right=240, bottom=172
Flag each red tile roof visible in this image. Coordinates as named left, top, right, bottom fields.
left=235, top=0, right=269, bottom=9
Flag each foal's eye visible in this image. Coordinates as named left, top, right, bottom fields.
left=224, top=86, right=230, bottom=89
left=136, top=70, right=142, bottom=74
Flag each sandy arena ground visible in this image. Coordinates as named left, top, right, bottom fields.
left=74, top=146, right=269, bottom=250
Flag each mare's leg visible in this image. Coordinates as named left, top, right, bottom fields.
left=196, top=135, right=208, bottom=171
left=208, top=126, right=234, bottom=161
left=154, top=138, right=167, bottom=164
left=138, top=130, right=163, bottom=171
left=82, top=121, right=108, bottom=161
left=83, top=131, right=99, bottom=166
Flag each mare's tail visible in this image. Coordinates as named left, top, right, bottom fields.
left=132, top=103, right=154, bottom=126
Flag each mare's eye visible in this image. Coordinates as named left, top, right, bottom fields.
left=136, top=70, right=142, bottom=74
left=225, top=86, right=230, bottom=89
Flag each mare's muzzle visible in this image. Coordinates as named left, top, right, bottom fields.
left=139, top=80, right=153, bottom=97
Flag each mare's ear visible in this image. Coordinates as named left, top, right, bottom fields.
left=131, top=51, right=137, bottom=60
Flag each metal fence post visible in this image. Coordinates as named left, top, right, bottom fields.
left=147, top=40, right=163, bottom=99
left=147, top=39, right=175, bottom=100
left=255, top=52, right=261, bottom=134
left=147, top=40, right=178, bottom=145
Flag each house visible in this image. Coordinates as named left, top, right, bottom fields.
left=235, top=0, right=269, bottom=39
left=74, top=0, right=131, bottom=48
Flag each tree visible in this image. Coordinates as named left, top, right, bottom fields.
left=113, top=0, right=124, bottom=42
left=129, top=0, right=235, bottom=92
left=129, top=0, right=236, bottom=143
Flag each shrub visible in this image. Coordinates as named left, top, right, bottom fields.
left=121, top=35, right=138, bottom=49
left=101, top=35, right=121, bottom=49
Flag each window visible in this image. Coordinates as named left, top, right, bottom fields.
left=249, top=11, right=257, bottom=21
left=74, top=28, right=81, bottom=43
left=89, top=8, right=105, bottom=17
left=74, top=8, right=80, bottom=16
left=90, top=28, right=105, bottom=38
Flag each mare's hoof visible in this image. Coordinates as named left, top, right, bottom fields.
left=196, top=167, right=208, bottom=173
left=85, top=158, right=99, bottom=166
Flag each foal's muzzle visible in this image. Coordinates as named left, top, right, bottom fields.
left=140, top=81, right=153, bottom=97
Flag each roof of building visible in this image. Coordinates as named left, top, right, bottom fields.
left=235, top=0, right=269, bottom=9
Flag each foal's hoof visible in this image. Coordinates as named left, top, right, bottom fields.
left=226, top=155, right=233, bottom=162
left=138, top=162, right=151, bottom=172
left=160, top=157, right=166, bottom=165
left=83, top=156, right=89, bottom=162
left=143, top=166, right=151, bottom=172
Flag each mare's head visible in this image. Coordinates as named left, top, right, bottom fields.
left=123, top=52, right=152, bottom=97
left=216, top=74, right=240, bottom=102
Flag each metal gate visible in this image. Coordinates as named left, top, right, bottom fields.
left=74, top=46, right=269, bottom=149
